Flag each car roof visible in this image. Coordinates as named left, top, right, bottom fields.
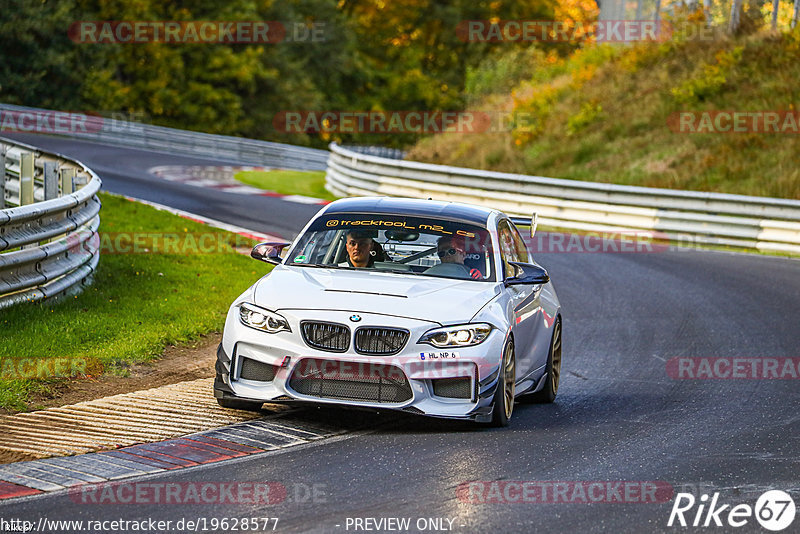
left=321, top=197, right=501, bottom=226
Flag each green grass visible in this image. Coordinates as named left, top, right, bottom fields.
left=0, top=193, right=270, bottom=411
left=407, top=27, right=800, bottom=200
left=234, top=169, right=338, bottom=201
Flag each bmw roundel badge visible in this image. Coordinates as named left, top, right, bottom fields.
left=349, top=314, right=362, bottom=322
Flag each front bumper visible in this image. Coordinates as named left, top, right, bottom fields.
left=214, top=308, right=506, bottom=422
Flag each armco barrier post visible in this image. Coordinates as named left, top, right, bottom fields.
left=60, top=167, right=75, bottom=195
left=20, top=152, right=34, bottom=206
left=44, top=161, right=60, bottom=243
left=44, top=161, right=58, bottom=200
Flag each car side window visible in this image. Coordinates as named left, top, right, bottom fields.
left=498, top=221, right=520, bottom=279
left=510, top=223, right=529, bottom=263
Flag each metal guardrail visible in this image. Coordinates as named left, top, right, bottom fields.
left=0, top=137, right=101, bottom=309
left=325, top=143, right=800, bottom=254
left=342, top=145, right=406, bottom=160
left=0, top=103, right=329, bottom=171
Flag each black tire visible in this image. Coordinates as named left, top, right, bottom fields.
left=522, top=318, right=561, bottom=404
left=216, top=397, right=264, bottom=411
left=489, top=339, right=516, bottom=427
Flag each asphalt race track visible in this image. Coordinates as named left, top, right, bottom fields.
left=1, top=133, right=799, bottom=533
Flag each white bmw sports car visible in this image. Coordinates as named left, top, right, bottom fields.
left=214, top=197, right=562, bottom=426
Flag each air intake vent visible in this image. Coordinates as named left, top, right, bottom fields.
left=239, top=358, right=277, bottom=382
left=289, top=359, right=412, bottom=403
left=354, top=327, right=409, bottom=355
left=432, top=377, right=472, bottom=399
left=301, top=321, right=350, bottom=352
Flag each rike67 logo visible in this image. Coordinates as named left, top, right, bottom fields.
left=668, top=490, right=796, bottom=531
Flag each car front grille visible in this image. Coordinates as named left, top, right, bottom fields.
left=354, top=327, right=409, bottom=355
left=288, top=358, right=413, bottom=403
left=300, top=321, right=350, bottom=352
left=239, top=358, right=277, bottom=382
left=432, top=377, right=473, bottom=399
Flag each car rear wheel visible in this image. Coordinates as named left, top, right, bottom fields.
left=217, top=397, right=264, bottom=411
left=522, top=318, right=561, bottom=403
left=489, top=339, right=516, bottom=427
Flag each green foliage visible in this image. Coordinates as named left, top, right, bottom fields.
left=513, top=85, right=562, bottom=143
left=509, top=44, right=618, bottom=144
left=466, top=47, right=550, bottom=101
left=566, top=100, right=603, bottom=135
left=407, top=31, right=800, bottom=200
left=0, top=0, right=557, bottom=148
left=0, top=0, right=99, bottom=109
left=671, top=46, right=744, bottom=104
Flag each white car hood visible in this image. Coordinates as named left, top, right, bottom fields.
left=253, top=265, right=500, bottom=324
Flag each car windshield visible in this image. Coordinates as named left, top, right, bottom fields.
left=286, top=213, right=496, bottom=282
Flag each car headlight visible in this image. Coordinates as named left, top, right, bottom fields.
left=239, top=303, right=291, bottom=333
left=418, top=323, right=492, bottom=347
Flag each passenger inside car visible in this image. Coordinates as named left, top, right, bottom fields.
left=424, top=235, right=483, bottom=279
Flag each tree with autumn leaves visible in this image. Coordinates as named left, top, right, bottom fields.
left=0, top=0, right=600, bottom=147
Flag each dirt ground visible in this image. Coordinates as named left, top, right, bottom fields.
left=16, top=333, right=221, bottom=413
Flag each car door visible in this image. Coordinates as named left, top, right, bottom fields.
left=498, top=220, right=541, bottom=384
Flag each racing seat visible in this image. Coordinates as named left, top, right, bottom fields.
left=463, top=253, right=485, bottom=279
left=372, top=240, right=389, bottom=262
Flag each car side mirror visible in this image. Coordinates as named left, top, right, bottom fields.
left=251, top=242, right=291, bottom=265
left=505, top=261, right=549, bottom=286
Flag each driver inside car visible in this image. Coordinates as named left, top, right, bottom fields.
left=339, top=230, right=381, bottom=268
